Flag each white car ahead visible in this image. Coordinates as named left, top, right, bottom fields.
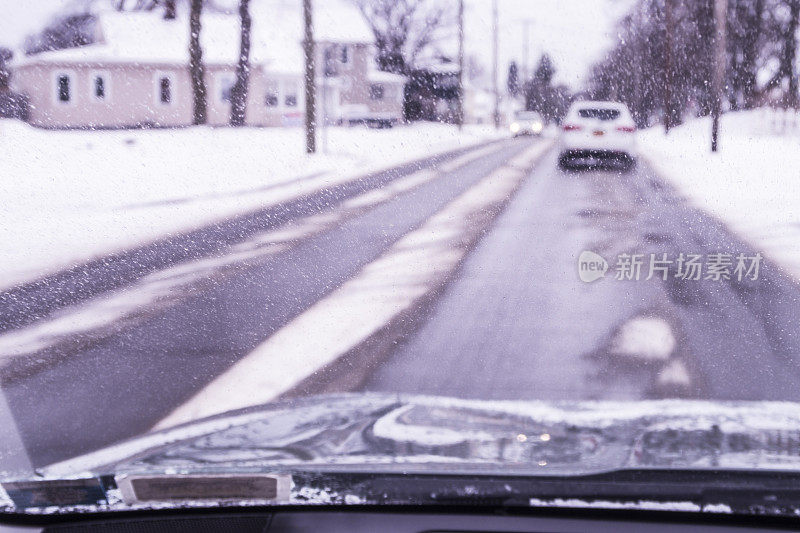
left=558, top=101, right=637, bottom=169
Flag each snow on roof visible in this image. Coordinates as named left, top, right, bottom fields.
left=16, top=0, right=374, bottom=74
left=260, top=0, right=373, bottom=44
left=17, top=11, right=242, bottom=67
left=251, top=0, right=374, bottom=74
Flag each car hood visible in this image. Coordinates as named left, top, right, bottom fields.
left=41, top=394, right=800, bottom=478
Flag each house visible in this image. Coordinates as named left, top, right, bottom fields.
left=405, top=62, right=460, bottom=123
left=11, top=0, right=405, bottom=129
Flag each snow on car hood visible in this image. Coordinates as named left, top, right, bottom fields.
left=41, top=394, right=800, bottom=478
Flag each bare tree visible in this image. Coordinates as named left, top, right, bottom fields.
left=711, top=0, right=728, bottom=151
left=164, top=0, right=177, bottom=19
left=729, top=0, right=764, bottom=109
left=780, top=0, right=799, bottom=107
left=230, top=0, right=251, bottom=126
left=115, top=0, right=224, bottom=16
left=355, top=0, right=456, bottom=74
left=25, top=13, right=95, bottom=55
left=589, top=0, right=800, bottom=129
left=0, top=48, right=12, bottom=90
left=114, top=0, right=160, bottom=10
left=189, top=0, right=207, bottom=124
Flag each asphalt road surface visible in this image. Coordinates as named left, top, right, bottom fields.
left=362, top=148, right=800, bottom=403
left=3, top=136, right=800, bottom=469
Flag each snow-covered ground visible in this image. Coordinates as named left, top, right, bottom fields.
left=639, top=109, right=800, bottom=281
left=0, top=121, right=504, bottom=290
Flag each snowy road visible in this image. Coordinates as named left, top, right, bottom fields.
left=361, top=149, right=800, bottom=403
left=3, top=137, right=800, bottom=468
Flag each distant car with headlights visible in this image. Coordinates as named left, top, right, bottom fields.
left=510, top=110, right=544, bottom=137
left=558, top=101, right=636, bottom=169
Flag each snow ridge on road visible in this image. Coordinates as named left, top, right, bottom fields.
left=0, top=147, right=511, bottom=376
left=154, top=141, right=552, bottom=429
left=0, top=135, right=507, bottom=336
left=0, top=122, right=505, bottom=292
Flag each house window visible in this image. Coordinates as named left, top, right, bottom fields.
left=369, top=83, right=384, bottom=101
left=219, top=74, right=236, bottom=103
left=90, top=72, right=111, bottom=101
left=323, top=46, right=337, bottom=76
left=340, top=44, right=349, bottom=64
left=265, top=80, right=279, bottom=107
left=159, top=76, right=171, bottom=104
left=284, top=81, right=298, bottom=107
left=57, top=74, right=71, bottom=102
left=94, top=76, right=105, bottom=99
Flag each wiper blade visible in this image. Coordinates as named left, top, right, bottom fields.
left=291, top=468, right=800, bottom=516
left=2, top=473, right=293, bottom=511
left=2, top=477, right=110, bottom=510
left=4, top=468, right=800, bottom=518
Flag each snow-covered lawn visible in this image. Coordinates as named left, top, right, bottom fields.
left=0, top=121, right=503, bottom=290
left=639, top=109, right=800, bottom=280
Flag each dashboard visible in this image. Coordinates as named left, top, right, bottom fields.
left=0, top=509, right=796, bottom=532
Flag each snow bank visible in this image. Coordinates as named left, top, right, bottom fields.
left=638, top=109, right=800, bottom=280
left=0, top=121, right=503, bottom=291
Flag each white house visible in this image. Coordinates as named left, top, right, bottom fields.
left=11, top=0, right=406, bottom=129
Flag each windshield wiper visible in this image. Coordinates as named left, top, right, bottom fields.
left=290, top=468, right=800, bottom=516
left=4, top=468, right=800, bottom=518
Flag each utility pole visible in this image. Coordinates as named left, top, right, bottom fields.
left=663, top=0, right=673, bottom=133
left=457, top=0, right=464, bottom=129
left=711, top=0, right=728, bottom=152
left=632, top=0, right=642, bottom=127
left=303, top=0, right=316, bottom=154
left=322, top=45, right=335, bottom=153
left=492, top=0, right=500, bottom=129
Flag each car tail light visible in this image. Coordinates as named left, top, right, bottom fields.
left=616, top=125, right=636, bottom=133
left=562, top=124, right=582, bottom=131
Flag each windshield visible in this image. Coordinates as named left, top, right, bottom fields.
left=1, top=0, right=800, bottom=519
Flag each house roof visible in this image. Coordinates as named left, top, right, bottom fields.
left=15, top=0, right=375, bottom=75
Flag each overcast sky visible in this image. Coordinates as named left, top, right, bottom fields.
left=466, top=0, right=634, bottom=87
left=0, top=0, right=634, bottom=89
